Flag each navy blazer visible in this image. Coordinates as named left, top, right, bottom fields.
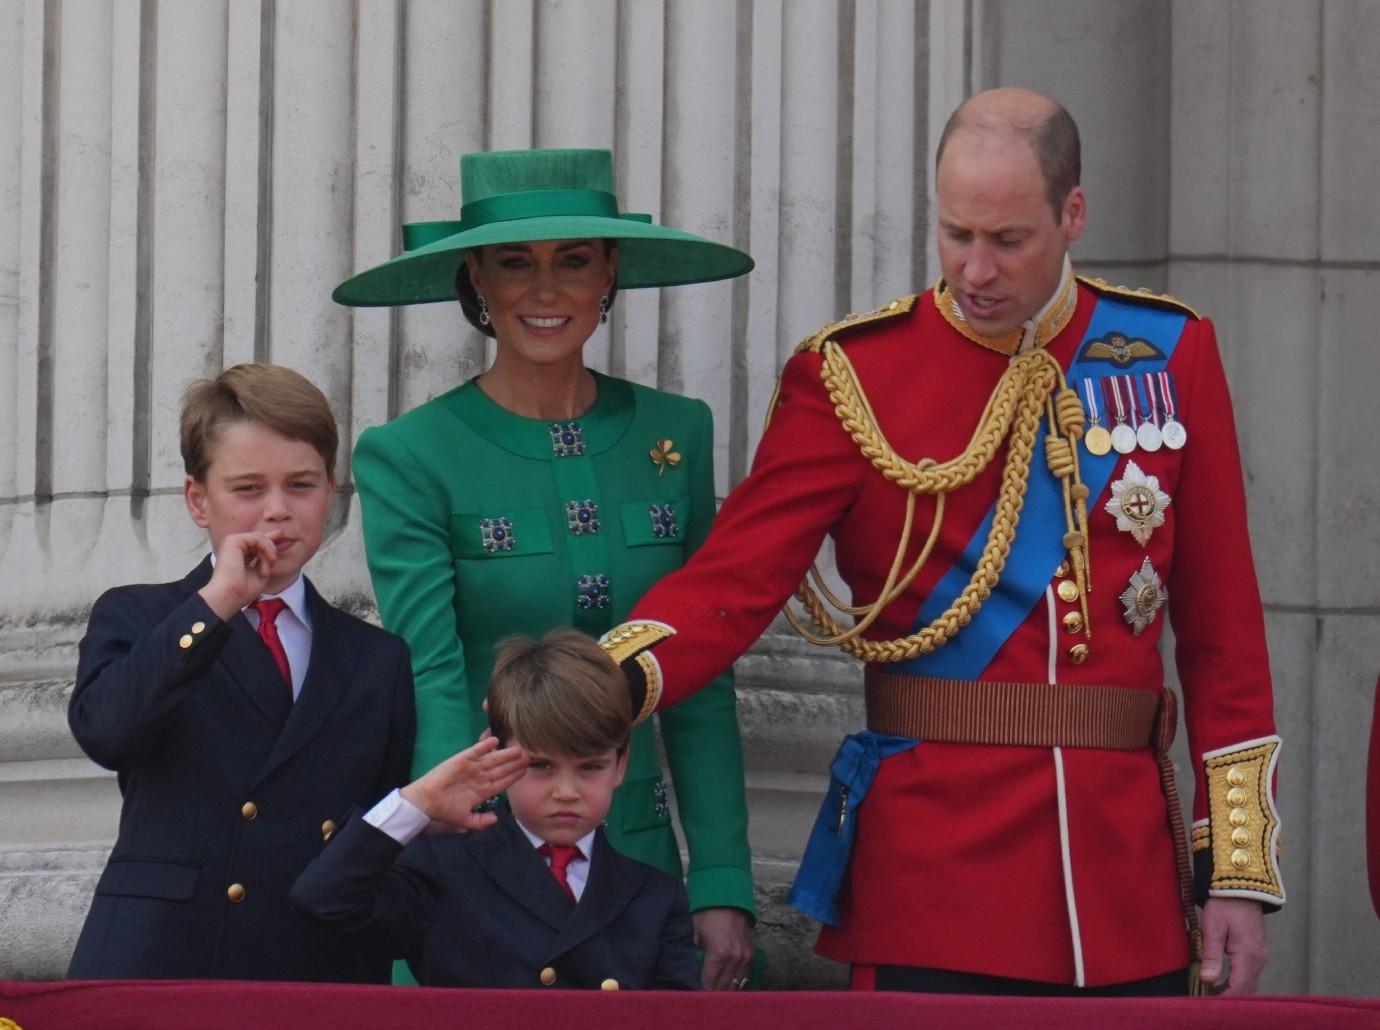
left=66, top=558, right=415, bottom=983
left=291, top=806, right=701, bottom=990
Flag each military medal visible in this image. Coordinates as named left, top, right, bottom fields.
left=1105, top=460, right=1171, bottom=545
left=1082, top=378, right=1112, bottom=456
left=1158, top=371, right=1187, bottom=450
left=1108, top=377, right=1137, bottom=454
left=1119, top=556, right=1167, bottom=636
left=1135, top=374, right=1163, bottom=452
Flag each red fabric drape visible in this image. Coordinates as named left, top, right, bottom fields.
left=5, top=980, right=1380, bottom=1030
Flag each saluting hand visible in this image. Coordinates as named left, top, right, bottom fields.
left=400, top=736, right=529, bottom=833
left=198, top=530, right=283, bottom=619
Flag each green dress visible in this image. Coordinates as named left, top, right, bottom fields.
left=353, top=372, right=754, bottom=915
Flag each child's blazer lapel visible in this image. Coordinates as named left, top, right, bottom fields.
left=473, top=812, right=577, bottom=931
left=255, top=582, right=352, bottom=783
left=549, top=829, right=646, bottom=955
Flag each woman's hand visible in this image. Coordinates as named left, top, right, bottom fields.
left=400, top=736, right=528, bottom=833
left=693, top=907, right=754, bottom=990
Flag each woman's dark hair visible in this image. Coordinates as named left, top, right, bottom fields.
left=454, top=241, right=621, bottom=338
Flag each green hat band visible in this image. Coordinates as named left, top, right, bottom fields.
left=458, top=188, right=619, bottom=231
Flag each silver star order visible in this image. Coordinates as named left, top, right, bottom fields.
left=1105, top=459, right=1171, bottom=546
left=1119, top=556, right=1168, bottom=636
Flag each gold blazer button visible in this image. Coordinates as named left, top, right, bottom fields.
left=600, top=978, right=620, bottom=991
left=539, top=967, right=557, bottom=986
left=227, top=883, right=246, bottom=903
left=241, top=802, right=258, bottom=821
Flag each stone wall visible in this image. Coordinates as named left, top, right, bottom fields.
left=1, top=0, right=1376, bottom=995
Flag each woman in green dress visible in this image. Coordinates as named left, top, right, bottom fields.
left=333, top=149, right=757, bottom=989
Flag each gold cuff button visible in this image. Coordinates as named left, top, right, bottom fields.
left=241, top=802, right=257, bottom=821
left=600, top=978, right=620, bottom=991
left=1067, top=643, right=1089, bottom=664
left=227, top=883, right=246, bottom=903
left=1061, top=611, right=1083, bottom=634
left=1225, top=787, right=1248, bottom=807
left=179, top=634, right=194, bottom=650
left=1226, top=767, right=1246, bottom=786
left=539, top=966, right=557, bottom=986
left=1057, top=580, right=1080, bottom=603
left=321, top=819, right=337, bottom=841
left=1229, top=808, right=1249, bottom=827
left=191, top=621, right=206, bottom=635
left=1055, top=560, right=1071, bottom=578
left=1231, top=827, right=1251, bottom=847
left=1230, top=849, right=1251, bottom=869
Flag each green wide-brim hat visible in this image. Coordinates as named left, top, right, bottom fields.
left=333, top=148, right=754, bottom=306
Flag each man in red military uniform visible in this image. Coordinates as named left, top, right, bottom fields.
left=602, top=88, right=1283, bottom=995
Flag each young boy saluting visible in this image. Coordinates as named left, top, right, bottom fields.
left=292, top=629, right=702, bottom=990
left=67, top=363, right=416, bottom=983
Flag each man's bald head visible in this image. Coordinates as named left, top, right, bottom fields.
left=936, top=88, right=1080, bottom=224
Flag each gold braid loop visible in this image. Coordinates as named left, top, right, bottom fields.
left=787, top=342, right=1094, bottom=661
left=1054, top=385, right=1085, bottom=438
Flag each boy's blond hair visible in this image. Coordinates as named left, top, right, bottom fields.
left=180, top=363, right=339, bottom=481
left=488, top=630, right=630, bottom=756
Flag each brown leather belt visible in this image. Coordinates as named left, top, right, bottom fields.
left=864, top=669, right=1169, bottom=751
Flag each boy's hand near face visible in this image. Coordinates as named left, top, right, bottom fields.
left=401, top=736, right=528, bottom=833
left=198, top=530, right=284, bottom=620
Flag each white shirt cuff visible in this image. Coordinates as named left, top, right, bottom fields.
left=363, top=788, right=430, bottom=845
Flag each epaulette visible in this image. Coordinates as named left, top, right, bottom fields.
left=1077, top=275, right=1200, bottom=320
left=793, top=295, right=919, bottom=354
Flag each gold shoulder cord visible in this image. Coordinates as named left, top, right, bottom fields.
left=778, top=293, right=1093, bottom=661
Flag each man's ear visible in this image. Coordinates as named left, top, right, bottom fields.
left=1062, top=185, right=1087, bottom=244
left=184, top=475, right=210, bottom=528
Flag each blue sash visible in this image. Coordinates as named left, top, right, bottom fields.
left=788, top=731, right=920, bottom=925
left=891, top=296, right=1188, bottom=679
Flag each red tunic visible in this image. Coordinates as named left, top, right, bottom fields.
left=627, top=279, right=1279, bottom=986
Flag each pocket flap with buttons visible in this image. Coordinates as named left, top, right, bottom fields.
left=619, top=774, right=672, bottom=832
left=620, top=499, right=688, bottom=547
left=95, top=858, right=199, bottom=901
left=449, top=510, right=554, bottom=559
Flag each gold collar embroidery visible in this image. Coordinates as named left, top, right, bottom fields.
left=934, top=265, right=1078, bottom=357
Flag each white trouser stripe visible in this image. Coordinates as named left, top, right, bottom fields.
left=1046, top=586, right=1085, bottom=987
left=1053, top=746, right=1086, bottom=988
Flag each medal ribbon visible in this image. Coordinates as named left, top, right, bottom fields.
left=1082, top=377, right=1103, bottom=426
left=1109, top=375, right=1129, bottom=427
left=1139, top=374, right=1159, bottom=427
left=894, top=295, right=1188, bottom=678
left=1158, top=371, right=1178, bottom=421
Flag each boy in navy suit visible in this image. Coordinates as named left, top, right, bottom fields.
left=67, top=363, right=416, bottom=983
left=292, top=630, right=702, bottom=990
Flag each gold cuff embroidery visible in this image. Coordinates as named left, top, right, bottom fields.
left=1204, top=736, right=1284, bottom=902
left=600, top=622, right=673, bottom=726
left=1191, top=823, right=1210, bottom=853
left=632, top=652, right=662, bottom=726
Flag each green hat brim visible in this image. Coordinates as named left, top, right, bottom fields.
left=333, top=215, right=754, bottom=307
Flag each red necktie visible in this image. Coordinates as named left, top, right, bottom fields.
left=538, top=843, right=582, bottom=903
left=250, top=598, right=292, bottom=692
